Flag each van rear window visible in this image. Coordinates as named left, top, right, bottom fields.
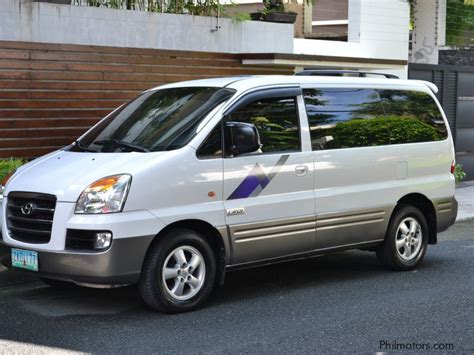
left=378, top=90, right=448, bottom=144
left=303, top=88, right=448, bottom=150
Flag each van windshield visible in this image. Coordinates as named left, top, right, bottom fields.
left=67, top=87, right=235, bottom=153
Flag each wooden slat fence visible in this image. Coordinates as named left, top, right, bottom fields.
left=0, top=41, right=292, bottom=158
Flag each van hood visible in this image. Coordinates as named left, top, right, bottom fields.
left=4, top=150, right=168, bottom=202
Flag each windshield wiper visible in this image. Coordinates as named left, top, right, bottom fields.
left=72, top=140, right=96, bottom=152
left=93, top=139, right=150, bottom=152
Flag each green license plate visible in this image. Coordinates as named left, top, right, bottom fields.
left=11, top=248, right=38, bottom=272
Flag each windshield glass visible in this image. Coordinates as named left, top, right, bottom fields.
left=67, top=87, right=235, bottom=153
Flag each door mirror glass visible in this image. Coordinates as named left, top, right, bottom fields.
left=225, top=121, right=261, bottom=157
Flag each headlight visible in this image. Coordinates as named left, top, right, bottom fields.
left=75, top=174, right=131, bottom=214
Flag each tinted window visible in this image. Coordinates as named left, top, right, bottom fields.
left=378, top=90, right=448, bottom=143
left=197, top=122, right=222, bottom=158
left=68, top=87, right=235, bottom=153
left=303, top=88, right=448, bottom=150
left=226, top=97, right=300, bottom=154
left=303, top=88, right=386, bottom=149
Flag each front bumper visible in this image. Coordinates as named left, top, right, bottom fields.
left=1, top=194, right=164, bottom=285
left=0, top=235, right=154, bottom=285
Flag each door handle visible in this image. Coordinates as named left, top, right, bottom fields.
left=295, top=165, right=308, bottom=176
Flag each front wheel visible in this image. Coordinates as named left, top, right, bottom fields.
left=377, top=205, right=428, bottom=271
left=139, top=228, right=216, bottom=313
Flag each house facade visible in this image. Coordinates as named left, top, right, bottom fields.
left=0, top=0, right=410, bottom=158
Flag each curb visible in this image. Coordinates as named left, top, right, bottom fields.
left=455, top=217, right=474, bottom=223
left=456, top=181, right=474, bottom=189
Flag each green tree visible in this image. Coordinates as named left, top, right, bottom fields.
left=446, top=0, right=474, bottom=45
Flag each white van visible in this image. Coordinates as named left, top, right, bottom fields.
left=0, top=73, right=457, bottom=313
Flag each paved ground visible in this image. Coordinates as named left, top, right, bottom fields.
left=0, top=220, right=472, bottom=354
left=456, top=181, right=474, bottom=222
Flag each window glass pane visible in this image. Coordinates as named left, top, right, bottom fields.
left=70, top=87, right=234, bottom=153
left=303, top=88, right=387, bottom=149
left=197, top=122, right=222, bottom=158
left=227, top=97, right=300, bottom=153
left=379, top=90, right=448, bottom=143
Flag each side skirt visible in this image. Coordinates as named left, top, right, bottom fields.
left=224, top=239, right=384, bottom=272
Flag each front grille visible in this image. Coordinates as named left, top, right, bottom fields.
left=7, top=192, right=56, bottom=244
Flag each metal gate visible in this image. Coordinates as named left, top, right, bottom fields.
left=409, top=63, right=474, bottom=181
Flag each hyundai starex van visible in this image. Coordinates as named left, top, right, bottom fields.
left=0, top=73, right=457, bottom=313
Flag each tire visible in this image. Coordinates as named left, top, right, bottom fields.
left=139, top=228, right=216, bottom=313
left=40, top=278, right=77, bottom=289
left=376, top=204, right=429, bottom=271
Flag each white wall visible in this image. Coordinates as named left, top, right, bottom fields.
left=411, top=0, right=446, bottom=64
left=0, top=0, right=294, bottom=53
left=294, top=0, right=410, bottom=77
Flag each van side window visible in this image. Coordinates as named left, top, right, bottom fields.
left=197, top=122, right=222, bottom=158
left=303, top=88, right=386, bottom=150
left=378, top=90, right=448, bottom=142
left=226, top=97, right=301, bottom=154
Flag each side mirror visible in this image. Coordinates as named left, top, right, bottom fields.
left=225, top=121, right=261, bottom=157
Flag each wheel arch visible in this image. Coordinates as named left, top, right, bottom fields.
left=146, top=219, right=228, bottom=285
left=395, top=193, right=437, bottom=244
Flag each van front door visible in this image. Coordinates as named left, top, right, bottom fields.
left=223, top=89, right=315, bottom=265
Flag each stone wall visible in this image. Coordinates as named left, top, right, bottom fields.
left=439, top=47, right=474, bottom=66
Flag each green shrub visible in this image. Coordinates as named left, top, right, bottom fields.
left=454, top=163, right=467, bottom=183
left=0, top=158, right=25, bottom=185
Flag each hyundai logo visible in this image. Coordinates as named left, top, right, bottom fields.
left=21, top=202, right=36, bottom=216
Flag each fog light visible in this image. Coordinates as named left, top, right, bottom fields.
left=94, top=232, right=112, bottom=250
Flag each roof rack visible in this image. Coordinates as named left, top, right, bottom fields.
left=294, top=70, right=399, bottom=79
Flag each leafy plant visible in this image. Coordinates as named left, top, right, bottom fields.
left=231, top=12, right=251, bottom=23
left=259, top=0, right=314, bottom=15
left=75, top=0, right=249, bottom=21
left=262, top=0, right=285, bottom=14
left=0, top=158, right=25, bottom=186
left=454, top=163, right=467, bottom=183
left=446, top=0, right=474, bottom=45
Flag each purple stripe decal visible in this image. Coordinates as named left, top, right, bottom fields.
left=227, top=155, right=289, bottom=200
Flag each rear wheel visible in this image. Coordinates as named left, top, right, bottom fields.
left=139, top=228, right=216, bottom=313
left=377, top=205, right=428, bottom=271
